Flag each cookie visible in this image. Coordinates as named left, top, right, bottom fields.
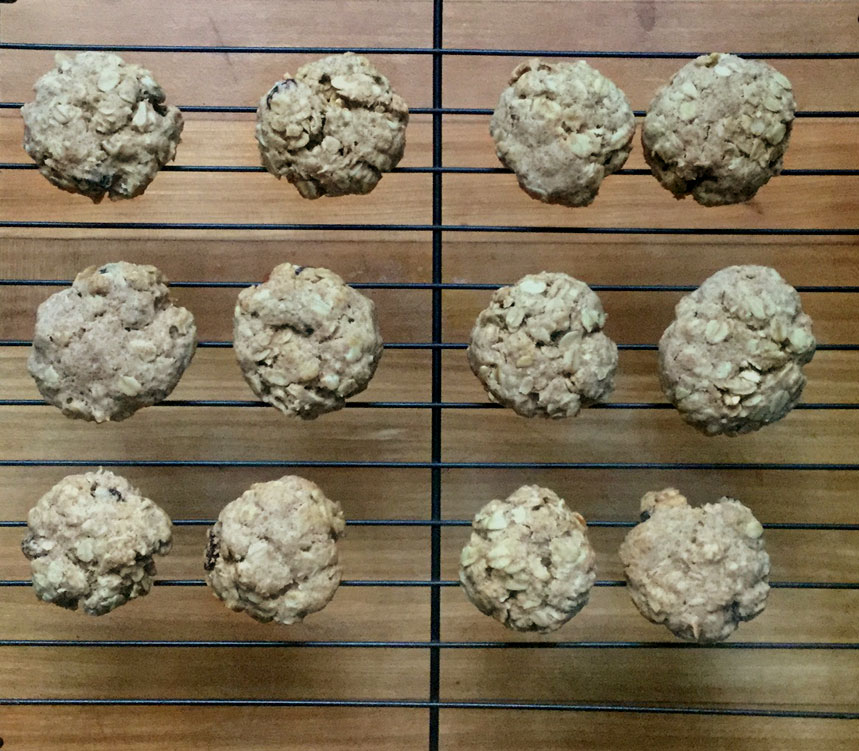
left=459, top=485, right=596, bottom=633
left=256, top=53, right=409, bottom=198
left=490, top=59, right=635, bottom=206
left=659, top=265, right=815, bottom=436
left=204, top=476, right=346, bottom=625
left=28, top=262, right=197, bottom=423
left=467, top=272, right=618, bottom=417
left=234, top=263, right=383, bottom=419
left=21, top=52, right=183, bottom=202
left=619, top=488, right=770, bottom=643
left=642, top=53, right=795, bottom=206
left=21, top=469, right=172, bottom=615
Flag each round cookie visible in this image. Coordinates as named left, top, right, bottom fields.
left=490, top=58, right=635, bottom=207
left=233, top=263, right=383, bottom=419
left=659, top=265, right=815, bottom=436
left=467, top=272, right=618, bottom=418
left=619, top=488, right=770, bottom=643
left=21, top=469, right=172, bottom=615
left=28, top=262, right=197, bottom=423
left=21, top=52, right=183, bottom=202
left=204, top=476, right=346, bottom=625
left=459, top=485, right=596, bottom=633
left=642, top=52, right=795, bottom=206
left=256, top=52, right=409, bottom=198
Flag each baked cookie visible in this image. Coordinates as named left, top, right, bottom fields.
left=490, top=58, right=635, bottom=206
left=204, top=476, right=346, bottom=625
left=467, top=272, right=618, bottom=417
left=459, top=485, right=596, bottom=633
left=21, top=52, right=183, bottom=201
left=29, top=262, right=197, bottom=423
left=256, top=53, right=409, bottom=198
left=642, top=53, right=795, bottom=206
left=619, top=488, right=770, bottom=643
left=659, top=265, right=815, bottom=436
left=21, top=469, right=172, bottom=615
left=234, top=263, right=383, bottom=418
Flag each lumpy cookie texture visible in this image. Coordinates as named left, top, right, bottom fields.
left=21, top=52, right=183, bottom=201
left=204, top=476, right=346, bottom=625
left=21, top=470, right=172, bottom=615
left=642, top=53, right=795, bottom=206
left=619, top=488, right=770, bottom=643
left=459, top=485, right=596, bottom=632
left=490, top=59, right=635, bottom=206
left=659, top=265, right=815, bottom=436
left=28, top=262, right=197, bottom=423
left=233, top=263, right=383, bottom=419
left=468, top=272, right=618, bottom=418
left=256, top=53, right=409, bottom=198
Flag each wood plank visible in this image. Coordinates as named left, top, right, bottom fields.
left=3, top=707, right=427, bottom=751
left=441, top=711, right=859, bottom=751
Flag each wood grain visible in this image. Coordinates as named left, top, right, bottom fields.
left=0, top=0, right=857, bottom=749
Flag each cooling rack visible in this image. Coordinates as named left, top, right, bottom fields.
left=0, top=0, right=858, bottom=749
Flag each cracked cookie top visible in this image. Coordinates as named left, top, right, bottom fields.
left=459, top=485, right=596, bottom=633
left=468, top=272, right=618, bottom=418
left=22, top=469, right=172, bottom=615
left=21, top=52, right=183, bottom=201
left=204, top=476, right=345, bottom=625
left=642, top=53, right=795, bottom=205
left=256, top=53, right=409, bottom=198
left=490, top=58, right=635, bottom=206
left=620, top=487, right=770, bottom=643
left=233, top=262, right=383, bottom=418
left=659, top=265, right=815, bottom=436
left=28, top=262, right=197, bottom=423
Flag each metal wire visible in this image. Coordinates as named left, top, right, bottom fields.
left=1, top=18, right=857, bottom=742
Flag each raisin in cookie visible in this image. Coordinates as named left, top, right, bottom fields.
left=256, top=53, right=409, bottom=198
left=619, top=488, right=770, bottom=643
left=659, top=265, right=815, bottom=436
left=204, top=476, right=346, bottom=625
left=21, top=52, right=183, bottom=201
left=490, top=59, right=635, bottom=206
left=21, top=470, right=172, bottom=615
left=643, top=53, right=795, bottom=206
left=460, top=485, right=596, bottom=633
left=468, top=272, right=618, bottom=417
left=29, top=262, right=197, bottom=423
left=234, top=263, right=383, bottom=418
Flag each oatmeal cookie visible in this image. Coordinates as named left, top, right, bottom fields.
left=204, top=476, right=346, bottom=625
left=619, top=488, right=770, bottom=642
left=642, top=53, right=795, bottom=205
left=21, top=52, right=183, bottom=201
left=21, top=469, right=172, bottom=615
left=256, top=53, right=409, bottom=198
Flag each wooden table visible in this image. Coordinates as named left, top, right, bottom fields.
left=0, top=1, right=857, bottom=748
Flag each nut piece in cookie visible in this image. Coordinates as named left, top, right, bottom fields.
left=467, top=271, right=618, bottom=417
left=21, top=469, right=172, bottom=615
left=659, top=265, right=815, bottom=436
left=21, top=52, right=183, bottom=201
left=204, top=476, right=346, bottom=625
left=619, top=488, right=770, bottom=643
left=490, top=58, right=635, bottom=207
left=28, top=261, right=197, bottom=423
left=256, top=53, right=409, bottom=198
left=459, top=485, right=596, bottom=632
left=233, top=262, right=383, bottom=419
left=642, top=53, right=795, bottom=206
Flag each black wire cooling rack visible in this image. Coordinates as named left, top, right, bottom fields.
left=1, top=0, right=858, bottom=747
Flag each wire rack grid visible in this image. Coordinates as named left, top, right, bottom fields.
left=0, top=1, right=858, bottom=749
